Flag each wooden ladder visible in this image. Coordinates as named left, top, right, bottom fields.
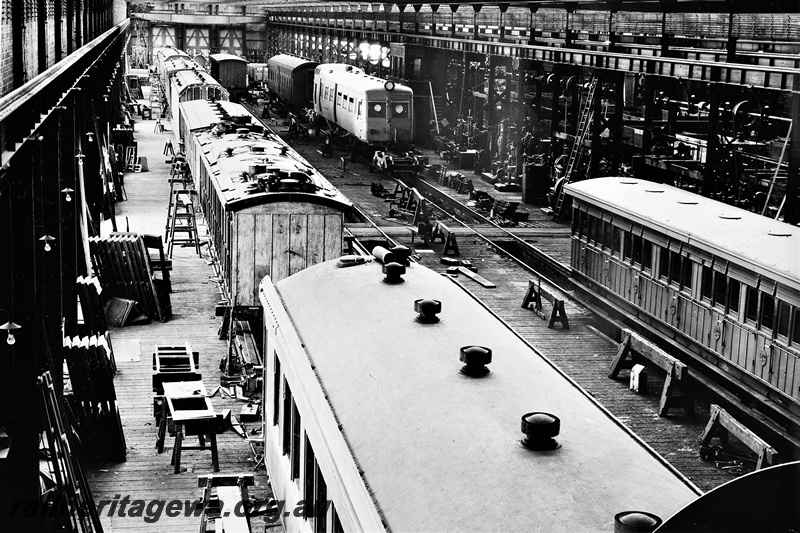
left=554, top=76, right=598, bottom=218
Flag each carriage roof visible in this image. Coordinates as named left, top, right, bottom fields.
left=195, top=125, right=351, bottom=212
left=270, top=260, right=700, bottom=532
left=210, top=53, right=247, bottom=63
left=172, top=69, right=223, bottom=90
left=565, top=177, right=800, bottom=291
left=316, top=63, right=413, bottom=96
left=267, top=54, right=318, bottom=72
left=180, top=100, right=251, bottom=133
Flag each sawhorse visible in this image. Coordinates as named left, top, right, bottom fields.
left=609, top=328, right=694, bottom=417
left=521, top=278, right=569, bottom=329
left=431, top=221, right=459, bottom=256
left=197, top=473, right=254, bottom=533
left=699, top=404, right=778, bottom=470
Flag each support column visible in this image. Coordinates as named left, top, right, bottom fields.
left=498, top=3, right=508, bottom=42
left=55, top=0, right=63, bottom=62
left=430, top=4, right=439, bottom=37
left=703, top=84, right=721, bottom=196
left=528, top=5, right=539, bottom=45
left=449, top=4, right=458, bottom=38
left=12, top=0, right=23, bottom=88
left=413, top=4, right=422, bottom=34
left=38, top=0, right=47, bottom=72
left=472, top=4, right=481, bottom=41
left=785, top=89, right=800, bottom=224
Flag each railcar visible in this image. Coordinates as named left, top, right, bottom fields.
left=565, top=177, right=800, bottom=425
left=160, top=56, right=202, bottom=96
left=168, top=69, right=227, bottom=126
left=266, top=54, right=318, bottom=108
left=313, top=63, right=414, bottom=145
left=182, top=101, right=353, bottom=306
left=247, top=62, right=269, bottom=88
left=153, top=46, right=191, bottom=79
left=258, top=258, right=701, bottom=532
left=209, top=53, right=248, bottom=92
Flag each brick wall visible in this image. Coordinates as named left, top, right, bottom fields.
left=0, top=0, right=12, bottom=96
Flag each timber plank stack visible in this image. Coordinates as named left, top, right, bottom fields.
left=89, top=234, right=171, bottom=322
left=63, top=335, right=127, bottom=460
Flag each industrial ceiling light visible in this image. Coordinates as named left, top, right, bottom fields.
left=0, top=310, right=21, bottom=346
left=39, top=234, right=55, bottom=252
left=61, top=187, right=74, bottom=202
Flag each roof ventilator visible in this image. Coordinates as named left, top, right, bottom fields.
left=414, top=299, right=441, bottom=323
left=613, top=511, right=662, bottom=533
left=372, top=246, right=396, bottom=265
left=459, top=346, right=491, bottom=377
left=382, top=263, right=405, bottom=284
left=390, top=245, right=411, bottom=266
left=520, top=412, right=560, bottom=451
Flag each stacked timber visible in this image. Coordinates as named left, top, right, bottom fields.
left=63, top=335, right=126, bottom=460
left=75, top=275, right=118, bottom=374
left=89, top=234, right=171, bottom=322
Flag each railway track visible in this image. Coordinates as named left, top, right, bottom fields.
left=253, top=109, right=798, bottom=490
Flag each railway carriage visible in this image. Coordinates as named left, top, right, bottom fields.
left=565, top=177, right=800, bottom=425
left=266, top=54, right=319, bottom=108
left=313, top=63, right=414, bottom=145
left=209, top=53, right=248, bottom=92
left=258, top=258, right=701, bottom=532
left=160, top=56, right=202, bottom=96
left=183, top=102, right=353, bottom=306
left=169, top=69, right=227, bottom=126
left=153, top=46, right=191, bottom=78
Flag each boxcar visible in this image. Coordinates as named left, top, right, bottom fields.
left=259, top=258, right=701, bottom=532
left=185, top=103, right=353, bottom=306
left=209, top=53, right=248, bottom=91
left=266, top=54, right=318, bottom=107
left=313, top=63, right=414, bottom=145
left=565, top=177, right=800, bottom=423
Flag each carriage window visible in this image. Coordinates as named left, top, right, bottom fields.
left=745, top=286, right=758, bottom=323
left=728, top=279, right=740, bottom=315
left=602, top=222, right=613, bottom=250
left=291, top=400, right=301, bottom=480
left=323, top=86, right=328, bottom=100
left=571, top=210, right=582, bottom=235
left=777, top=301, right=791, bottom=338
left=304, top=437, right=316, bottom=521
left=348, top=96, right=354, bottom=112
left=358, top=100, right=363, bottom=116
left=680, top=257, right=693, bottom=291
left=368, top=103, right=385, bottom=118
left=337, top=92, right=342, bottom=106
left=273, top=353, right=281, bottom=426
left=701, top=266, right=713, bottom=301
left=760, top=294, right=775, bottom=331
left=622, top=232, right=632, bottom=261
left=282, top=379, right=292, bottom=455
left=612, top=227, right=622, bottom=257
left=587, top=216, right=596, bottom=243
left=659, top=247, right=670, bottom=279
left=642, top=240, right=652, bottom=270
left=713, top=271, right=727, bottom=308
left=392, top=103, right=409, bottom=118
left=792, top=309, right=800, bottom=345
left=314, top=465, right=328, bottom=533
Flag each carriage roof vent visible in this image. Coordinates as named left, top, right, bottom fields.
left=414, top=299, right=440, bottom=324
left=382, top=262, right=405, bottom=284
left=520, top=412, right=560, bottom=451
left=459, top=346, right=491, bottom=377
left=613, top=511, right=662, bottom=533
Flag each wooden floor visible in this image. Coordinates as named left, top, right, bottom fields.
left=86, top=114, right=278, bottom=532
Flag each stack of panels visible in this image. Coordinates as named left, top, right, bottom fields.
left=89, top=234, right=171, bottom=322
left=63, top=335, right=126, bottom=460
left=76, top=275, right=118, bottom=374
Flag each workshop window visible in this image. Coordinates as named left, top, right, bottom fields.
left=273, top=352, right=281, bottom=426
